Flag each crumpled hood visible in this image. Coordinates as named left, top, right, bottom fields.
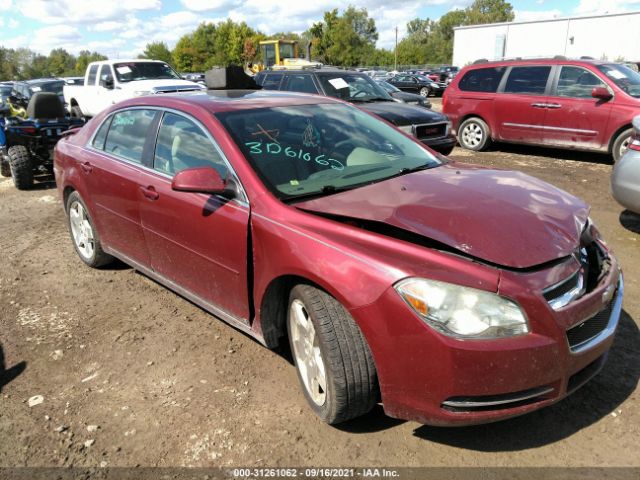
left=295, top=163, right=589, bottom=269
left=359, top=101, right=447, bottom=126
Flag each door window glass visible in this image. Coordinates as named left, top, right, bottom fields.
left=458, top=67, right=506, bottom=92
left=154, top=112, right=228, bottom=177
left=87, top=65, right=99, bottom=85
left=92, top=115, right=112, bottom=150
left=99, top=65, right=113, bottom=86
left=504, top=66, right=551, bottom=95
left=261, top=74, right=283, bottom=90
left=104, top=109, right=156, bottom=163
left=282, top=74, right=318, bottom=94
left=557, top=66, right=607, bottom=98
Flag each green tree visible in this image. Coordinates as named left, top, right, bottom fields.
left=309, top=6, right=378, bottom=66
left=139, top=41, right=174, bottom=66
left=75, top=50, right=108, bottom=75
left=47, top=48, right=76, bottom=76
left=465, top=0, right=515, bottom=25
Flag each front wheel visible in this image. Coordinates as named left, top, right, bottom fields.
left=612, top=128, right=633, bottom=163
left=66, top=191, right=113, bottom=268
left=419, top=86, right=430, bottom=97
left=70, top=105, right=83, bottom=119
left=458, top=117, right=492, bottom=151
left=287, top=284, right=378, bottom=424
left=8, top=145, right=33, bottom=189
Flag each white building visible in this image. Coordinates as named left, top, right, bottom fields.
left=452, top=11, right=640, bottom=67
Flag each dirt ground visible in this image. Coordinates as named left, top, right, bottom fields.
left=1, top=100, right=639, bottom=470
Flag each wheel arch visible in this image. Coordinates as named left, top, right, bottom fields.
left=608, top=123, right=633, bottom=154
left=457, top=113, right=494, bottom=140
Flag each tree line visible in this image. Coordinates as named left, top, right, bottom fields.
left=0, top=0, right=513, bottom=80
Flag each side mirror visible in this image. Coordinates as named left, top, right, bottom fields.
left=100, top=77, right=114, bottom=89
left=592, top=87, right=612, bottom=100
left=171, top=167, right=232, bottom=197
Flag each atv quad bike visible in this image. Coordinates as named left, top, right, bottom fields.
left=0, top=92, right=83, bottom=189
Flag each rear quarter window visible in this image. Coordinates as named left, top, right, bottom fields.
left=458, top=67, right=506, bottom=93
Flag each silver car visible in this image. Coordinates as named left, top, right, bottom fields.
left=611, top=115, right=640, bottom=214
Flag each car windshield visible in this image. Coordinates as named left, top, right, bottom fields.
left=113, top=62, right=181, bottom=82
left=597, top=64, right=640, bottom=97
left=31, top=81, right=64, bottom=95
left=379, top=81, right=400, bottom=93
left=316, top=73, right=394, bottom=103
left=216, top=103, right=442, bottom=202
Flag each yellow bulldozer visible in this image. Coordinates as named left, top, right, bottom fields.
left=248, top=39, right=322, bottom=74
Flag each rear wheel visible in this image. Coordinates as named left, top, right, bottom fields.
left=287, top=284, right=378, bottom=424
left=612, top=128, right=633, bottom=163
left=419, top=86, right=430, bottom=97
left=8, top=145, right=33, bottom=190
left=458, top=117, right=492, bottom=151
left=66, top=191, right=113, bottom=268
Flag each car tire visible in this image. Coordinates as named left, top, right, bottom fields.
left=612, top=128, right=633, bottom=163
left=70, top=105, right=83, bottom=119
left=0, top=158, right=10, bottom=177
left=66, top=191, right=113, bottom=268
left=8, top=145, right=34, bottom=190
left=287, top=284, right=378, bottom=424
left=458, top=117, right=492, bottom=151
left=419, top=87, right=430, bottom=97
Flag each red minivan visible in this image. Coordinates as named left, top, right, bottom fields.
left=443, top=58, right=640, bottom=161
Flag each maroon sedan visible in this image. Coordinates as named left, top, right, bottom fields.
left=54, top=91, right=623, bottom=426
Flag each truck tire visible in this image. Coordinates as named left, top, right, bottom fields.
left=66, top=191, right=113, bottom=268
left=287, top=284, right=378, bottom=424
left=70, top=105, right=83, bottom=119
left=8, top=145, right=34, bottom=190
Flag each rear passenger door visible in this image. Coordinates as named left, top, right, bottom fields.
left=541, top=65, right=612, bottom=149
left=494, top=65, right=552, bottom=144
left=85, top=108, right=158, bottom=266
left=137, top=111, right=251, bottom=322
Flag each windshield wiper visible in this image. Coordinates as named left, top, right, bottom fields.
left=282, top=184, right=356, bottom=203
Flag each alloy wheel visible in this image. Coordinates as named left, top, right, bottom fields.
left=69, top=201, right=95, bottom=260
left=289, top=299, right=327, bottom=406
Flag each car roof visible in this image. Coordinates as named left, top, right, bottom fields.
left=23, top=78, right=64, bottom=85
left=464, top=58, right=615, bottom=70
left=116, top=89, right=341, bottom=113
left=259, top=68, right=362, bottom=75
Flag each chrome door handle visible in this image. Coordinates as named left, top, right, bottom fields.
left=546, top=103, right=562, bottom=109
left=531, top=103, right=547, bottom=108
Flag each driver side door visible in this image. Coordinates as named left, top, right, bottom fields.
left=137, top=111, right=251, bottom=322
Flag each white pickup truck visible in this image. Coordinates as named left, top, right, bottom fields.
left=63, top=59, right=205, bottom=118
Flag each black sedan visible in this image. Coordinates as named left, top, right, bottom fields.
left=388, top=74, right=446, bottom=97
left=376, top=81, right=432, bottom=109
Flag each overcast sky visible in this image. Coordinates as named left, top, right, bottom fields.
left=0, top=0, right=638, bottom=58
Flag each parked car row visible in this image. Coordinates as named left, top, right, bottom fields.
left=255, top=68, right=455, bottom=155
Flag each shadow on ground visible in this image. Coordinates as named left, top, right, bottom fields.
left=0, top=343, right=26, bottom=393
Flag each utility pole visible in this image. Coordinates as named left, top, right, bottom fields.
left=394, top=26, right=398, bottom=71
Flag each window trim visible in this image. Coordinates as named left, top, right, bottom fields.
left=86, top=106, right=249, bottom=205
left=499, top=65, right=554, bottom=96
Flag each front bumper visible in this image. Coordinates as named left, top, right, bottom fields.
left=421, top=135, right=456, bottom=153
left=351, top=255, right=623, bottom=426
